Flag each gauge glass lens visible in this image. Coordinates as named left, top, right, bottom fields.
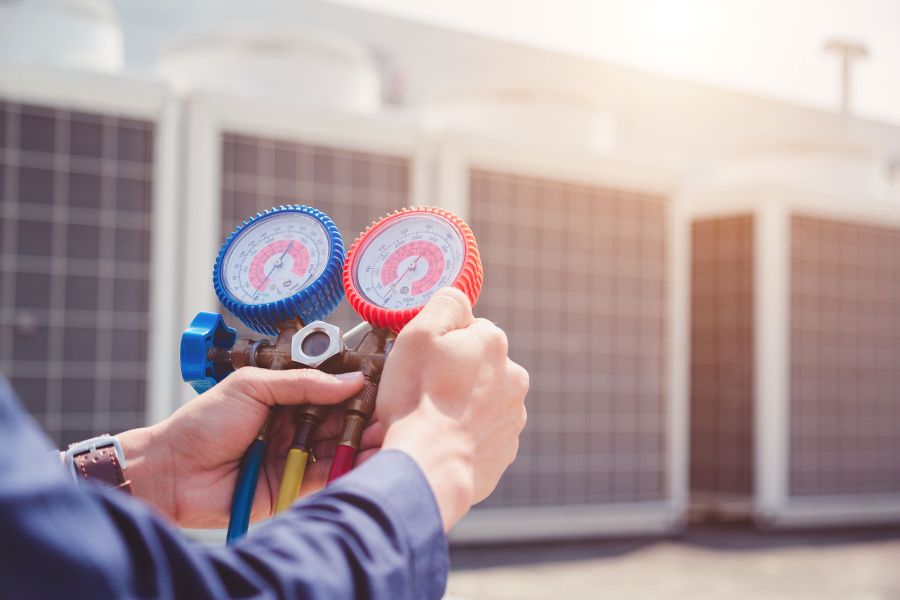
left=222, top=213, right=330, bottom=306
left=353, top=213, right=465, bottom=310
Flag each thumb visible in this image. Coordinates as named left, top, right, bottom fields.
left=227, top=367, right=365, bottom=407
left=405, top=287, right=475, bottom=337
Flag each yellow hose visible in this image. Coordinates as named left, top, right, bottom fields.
left=274, top=448, right=309, bottom=514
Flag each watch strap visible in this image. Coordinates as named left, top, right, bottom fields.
left=66, top=436, right=133, bottom=494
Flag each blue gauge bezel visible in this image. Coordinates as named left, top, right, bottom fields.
left=213, top=205, right=345, bottom=336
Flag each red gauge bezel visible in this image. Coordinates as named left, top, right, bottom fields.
left=343, top=206, right=483, bottom=332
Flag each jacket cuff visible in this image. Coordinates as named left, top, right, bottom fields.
left=330, top=449, right=449, bottom=598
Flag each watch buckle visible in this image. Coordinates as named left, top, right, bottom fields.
left=64, top=434, right=127, bottom=483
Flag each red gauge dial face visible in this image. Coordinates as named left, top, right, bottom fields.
left=352, top=213, right=465, bottom=310
left=221, top=213, right=330, bottom=305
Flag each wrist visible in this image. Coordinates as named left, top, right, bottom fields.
left=117, top=423, right=175, bottom=519
left=382, top=406, right=474, bottom=531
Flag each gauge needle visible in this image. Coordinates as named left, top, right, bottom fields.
left=253, top=241, right=293, bottom=301
left=383, top=255, right=422, bottom=302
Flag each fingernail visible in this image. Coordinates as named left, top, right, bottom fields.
left=335, top=371, right=364, bottom=382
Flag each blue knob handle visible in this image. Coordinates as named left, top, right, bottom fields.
left=180, top=312, right=237, bottom=395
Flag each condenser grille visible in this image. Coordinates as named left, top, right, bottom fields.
left=470, top=169, right=668, bottom=508
left=690, top=215, right=754, bottom=498
left=219, top=132, right=410, bottom=336
left=0, top=99, right=153, bottom=446
left=790, top=215, right=900, bottom=496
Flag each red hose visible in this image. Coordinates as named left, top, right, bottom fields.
left=328, top=444, right=357, bottom=483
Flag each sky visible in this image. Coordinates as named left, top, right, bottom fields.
left=334, top=0, right=900, bottom=126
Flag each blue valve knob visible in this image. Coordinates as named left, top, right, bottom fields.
left=180, top=311, right=237, bottom=395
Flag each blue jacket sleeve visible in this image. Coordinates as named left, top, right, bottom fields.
left=0, top=377, right=448, bottom=600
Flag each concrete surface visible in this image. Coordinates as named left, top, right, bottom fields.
left=446, top=525, right=900, bottom=600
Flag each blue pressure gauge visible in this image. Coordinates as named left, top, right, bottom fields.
left=213, top=205, right=345, bottom=336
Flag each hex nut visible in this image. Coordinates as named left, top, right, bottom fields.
left=291, top=321, right=344, bottom=368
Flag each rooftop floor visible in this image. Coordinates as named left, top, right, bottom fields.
left=447, top=524, right=900, bottom=600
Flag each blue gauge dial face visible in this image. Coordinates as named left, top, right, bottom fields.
left=221, top=212, right=331, bottom=306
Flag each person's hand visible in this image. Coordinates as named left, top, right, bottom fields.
left=117, top=368, right=385, bottom=528
left=377, top=288, right=529, bottom=531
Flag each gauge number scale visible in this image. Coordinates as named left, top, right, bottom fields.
left=353, top=213, right=465, bottom=310
left=221, top=213, right=331, bottom=305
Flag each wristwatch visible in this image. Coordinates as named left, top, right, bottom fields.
left=64, top=434, right=133, bottom=494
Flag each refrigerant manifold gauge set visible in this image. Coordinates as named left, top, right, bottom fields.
left=179, top=205, right=483, bottom=543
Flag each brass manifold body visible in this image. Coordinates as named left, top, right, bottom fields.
left=209, top=322, right=393, bottom=454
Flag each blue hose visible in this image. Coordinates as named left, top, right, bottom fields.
left=225, top=437, right=267, bottom=544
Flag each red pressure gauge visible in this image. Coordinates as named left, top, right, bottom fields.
left=343, top=207, right=483, bottom=331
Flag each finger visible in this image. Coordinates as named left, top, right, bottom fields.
left=313, top=438, right=336, bottom=460
left=298, top=460, right=330, bottom=496
left=313, top=422, right=383, bottom=461
left=267, top=408, right=299, bottom=455
left=404, top=287, right=474, bottom=337
left=355, top=448, right=380, bottom=467
left=314, top=447, right=379, bottom=470
left=312, top=410, right=345, bottom=442
left=466, top=318, right=509, bottom=354
left=301, top=448, right=379, bottom=492
left=314, top=415, right=383, bottom=445
left=509, top=360, right=530, bottom=399
left=231, top=368, right=364, bottom=407
left=360, top=420, right=386, bottom=450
